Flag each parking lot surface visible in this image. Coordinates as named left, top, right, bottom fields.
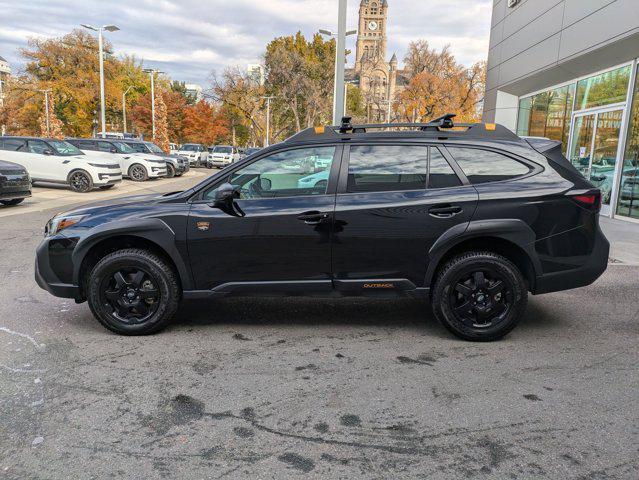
left=0, top=176, right=637, bottom=479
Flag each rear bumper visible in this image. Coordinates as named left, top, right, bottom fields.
left=532, top=227, right=610, bottom=295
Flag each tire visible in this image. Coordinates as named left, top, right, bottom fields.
left=86, top=248, right=180, bottom=335
left=0, top=198, right=25, bottom=206
left=431, top=251, right=528, bottom=342
left=128, top=164, right=149, bottom=182
left=68, top=170, right=94, bottom=193
left=99, top=184, right=115, bottom=190
left=166, top=164, right=176, bottom=178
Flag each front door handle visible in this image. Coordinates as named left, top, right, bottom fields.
left=297, top=211, right=330, bottom=225
left=429, top=204, right=462, bottom=218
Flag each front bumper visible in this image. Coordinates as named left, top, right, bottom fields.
left=35, top=237, right=80, bottom=299
left=208, top=158, right=232, bottom=167
left=149, top=166, right=168, bottom=178
left=95, top=173, right=123, bottom=185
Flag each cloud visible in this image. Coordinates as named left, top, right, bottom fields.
left=0, top=0, right=491, bottom=85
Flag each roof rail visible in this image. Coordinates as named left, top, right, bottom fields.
left=284, top=114, right=521, bottom=143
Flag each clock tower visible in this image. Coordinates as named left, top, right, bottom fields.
left=354, top=0, right=388, bottom=72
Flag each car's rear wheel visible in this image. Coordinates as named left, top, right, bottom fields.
left=0, top=198, right=25, bottom=206
left=166, top=164, right=176, bottom=178
left=86, top=249, right=180, bottom=335
left=128, top=164, right=148, bottom=182
left=68, top=170, right=93, bottom=193
left=432, top=251, right=527, bottom=342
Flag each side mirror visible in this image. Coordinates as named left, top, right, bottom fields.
left=43, top=149, right=54, bottom=156
left=110, top=147, right=118, bottom=154
left=212, top=183, right=244, bottom=217
left=259, top=177, right=272, bottom=191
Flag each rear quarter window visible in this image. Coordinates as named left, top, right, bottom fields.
left=447, top=147, right=531, bottom=184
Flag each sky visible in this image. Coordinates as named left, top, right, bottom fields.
left=0, top=0, right=492, bottom=87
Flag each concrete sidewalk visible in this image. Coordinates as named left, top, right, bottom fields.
left=600, top=216, right=639, bottom=264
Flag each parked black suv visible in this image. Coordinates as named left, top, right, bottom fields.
left=0, top=159, right=31, bottom=206
left=35, top=116, right=609, bottom=341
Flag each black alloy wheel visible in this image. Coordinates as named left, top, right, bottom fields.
left=86, top=249, right=180, bottom=335
left=432, top=251, right=527, bottom=342
left=100, top=268, right=161, bottom=324
left=448, top=268, right=512, bottom=329
left=129, top=164, right=148, bottom=182
left=69, top=170, right=93, bottom=193
left=166, top=164, right=176, bottom=178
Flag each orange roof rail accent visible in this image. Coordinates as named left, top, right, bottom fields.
left=314, top=126, right=325, bottom=134
left=485, top=123, right=496, bottom=131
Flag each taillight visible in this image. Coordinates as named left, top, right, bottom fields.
left=571, top=192, right=601, bottom=212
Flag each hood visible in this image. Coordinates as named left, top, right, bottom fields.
left=57, top=192, right=173, bottom=219
left=0, top=159, right=28, bottom=171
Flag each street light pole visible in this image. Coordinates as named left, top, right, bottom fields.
left=261, top=96, right=275, bottom=147
left=319, top=2, right=356, bottom=125
left=81, top=24, right=119, bottom=138
left=122, top=85, right=133, bottom=134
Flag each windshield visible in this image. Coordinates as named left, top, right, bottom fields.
left=182, top=144, right=198, bottom=151
left=145, top=142, right=165, bottom=154
left=49, top=140, right=84, bottom=156
left=112, top=141, right=135, bottom=154
left=213, top=146, right=233, bottom=154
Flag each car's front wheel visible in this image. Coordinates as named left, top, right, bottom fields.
left=86, top=249, right=180, bottom=335
left=68, top=170, right=93, bottom=193
left=431, top=251, right=528, bottom=342
left=128, top=164, right=148, bottom=182
left=166, top=164, right=176, bottom=178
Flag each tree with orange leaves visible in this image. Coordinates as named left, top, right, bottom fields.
left=153, top=91, right=170, bottom=153
left=182, top=100, right=229, bottom=145
left=395, top=41, right=486, bottom=123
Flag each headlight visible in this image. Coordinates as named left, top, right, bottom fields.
left=300, top=177, right=313, bottom=183
left=45, top=214, right=87, bottom=237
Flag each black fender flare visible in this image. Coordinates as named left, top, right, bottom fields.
left=424, top=218, right=542, bottom=287
left=70, top=218, right=193, bottom=290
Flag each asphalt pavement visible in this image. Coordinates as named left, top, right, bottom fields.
left=0, top=174, right=637, bottom=479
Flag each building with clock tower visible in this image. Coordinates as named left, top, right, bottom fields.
left=347, top=0, right=407, bottom=121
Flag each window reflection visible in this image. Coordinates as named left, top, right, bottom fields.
left=575, top=66, right=631, bottom=111
left=618, top=66, right=639, bottom=219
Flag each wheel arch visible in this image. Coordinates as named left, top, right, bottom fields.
left=426, top=219, right=541, bottom=292
left=72, top=219, right=193, bottom=298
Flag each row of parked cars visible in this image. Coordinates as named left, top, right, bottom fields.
left=0, top=136, right=191, bottom=205
left=173, top=143, right=261, bottom=169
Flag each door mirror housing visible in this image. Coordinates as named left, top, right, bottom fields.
left=43, top=149, right=54, bottom=156
left=258, top=177, right=272, bottom=191
left=211, top=183, right=245, bottom=217
left=110, top=147, right=118, bottom=154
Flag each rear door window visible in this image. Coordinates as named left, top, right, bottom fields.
left=429, top=148, right=462, bottom=189
left=27, top=140, right=51, bottom=155
left=97, top=141, right=114, bottom=153
left=447, top=147, right=531, bottom=184
left=0, top=139, right=27, bottom=151
left=347, top=145, right=428, bottom=192
left=78, top=140, right=97, bottom=151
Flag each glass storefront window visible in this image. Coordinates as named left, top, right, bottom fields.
left=575, top=65, right=631, bottom=111
left=517, top=84, right=575, bottom=153
left=617, top=66, right=639, bottom=220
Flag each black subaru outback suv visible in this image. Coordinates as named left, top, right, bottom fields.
left=35, top=115, right=609, bottom=341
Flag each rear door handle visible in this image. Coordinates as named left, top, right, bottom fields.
left=297, top=211, right=330, bottom=225
left=429, top=205, right=462, bottom=218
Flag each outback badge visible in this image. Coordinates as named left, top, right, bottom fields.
left=196, top=221, right=210, bottom=232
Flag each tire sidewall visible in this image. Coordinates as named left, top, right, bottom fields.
left=68, top=170, right=93, bottom=193
left=166, top=164, right=175, bottom=178
left=433, top=253, right=527, bottom=341
left=87, top=252, right=178, bottom=335
left=128, top=164, right=148, bottom=182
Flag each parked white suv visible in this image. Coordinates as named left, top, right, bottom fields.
left=207, top=145, right=240, bottom=168
left=67, top=138, right=167, bottom=181
left=0, top=137, right=122, bottom=192
left=177, top=143, right=208, bottom=167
